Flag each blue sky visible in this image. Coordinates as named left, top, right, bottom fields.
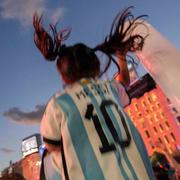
left=0, top=0, right=180, bottom=171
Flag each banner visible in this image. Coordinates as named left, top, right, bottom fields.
left=134, top=21, right=180, bottom=112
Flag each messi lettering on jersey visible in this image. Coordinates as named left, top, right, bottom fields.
left=75, top=83, right=110, bottom=100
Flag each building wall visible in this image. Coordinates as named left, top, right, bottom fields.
left=21, top=153, right=41, bottom=180
left=0, top=153, right=41, bottom=180
left=125, top=84, right=180, bottom=171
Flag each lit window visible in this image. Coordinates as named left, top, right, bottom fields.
left=138, top=113, right=142, bottom=117
left=172, top=107, right=178, bottom=114
left=176, top=116, right=180, bottom=125
left=156, top=103, right=160, bottom=108
left=153, top=127, right=158, bottom=134
left=151, top=94, right=157, bottom=101
left=149, top=118, right=153, bottom=124
left=164, top=135, right=169, bottom=144
left=165, top=121, right=170, bottom=129
left=145, top=130, right=150, bottom=138
left=150, top=106, right=155, bottom=112
left=142, top=101, right=146, bottom=107
left=158, top=137, right=162, bottom=143
left=159, top=124, right=164, bottom=132
left=134, top=103, right=139, bottom=111
left=167, top=98, right=171, bottom=104
left=170, top=133, right=176, bottom=142
left=161, top=112, right=165, bottom=118
left=147, top=96, right=152, bottom=104
left=154, top=114, right=159, bottom=122
left=127, top=109, right=132, bottom=116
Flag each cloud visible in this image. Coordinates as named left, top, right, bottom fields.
left=0, top=0, right=45, bottom=26
left=3, top=105, right=45, bottom=124
left=0, top=0, right=64, bottom=27
left=0, top=148, right=15, bottom=154
left=50, top=7, right=65, bottom=24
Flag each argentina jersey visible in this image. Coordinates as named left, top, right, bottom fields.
left=40, top=149, right=62, bottom=180
left=41, top=78, right=155, bottom=180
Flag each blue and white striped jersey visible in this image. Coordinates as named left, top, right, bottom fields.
left=41, top=149, right=62, bottom=180
left=41, top=78, right=155, bottom=180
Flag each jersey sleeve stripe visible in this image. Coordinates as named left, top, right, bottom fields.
left=126, top=119, right=155, bottom=179
left=105, top=106, right=138, bottom=180
left=109, top=83, right=155, bottom=179
left=43, top=151, right=62, bottom=180
left=56, top=93, right=105, bottom=180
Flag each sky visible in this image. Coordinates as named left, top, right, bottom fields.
left=0, top=0, right=180, bottom=171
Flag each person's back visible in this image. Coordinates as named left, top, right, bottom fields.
left=33, top=6, right=155, bottom=180
left=43, top=79, right=153, bottom=179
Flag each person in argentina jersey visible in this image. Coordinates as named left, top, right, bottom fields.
left=33, top=6, right=155, bottom=180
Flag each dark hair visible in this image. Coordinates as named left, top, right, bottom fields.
left=56, top=43, right=100, bottom=83
left=33, top=6, right=147, bottom=83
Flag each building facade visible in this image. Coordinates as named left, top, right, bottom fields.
left=125, top=73, right=180, bottom=173
left=0, top=134, right=42, bottom=180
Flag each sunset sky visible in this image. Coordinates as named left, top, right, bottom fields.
left=0, top=0, right=180, bottom=171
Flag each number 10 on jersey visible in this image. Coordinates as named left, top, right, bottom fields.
left=85, top=100, right=131, bottom=154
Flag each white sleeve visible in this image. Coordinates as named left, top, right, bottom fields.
left=44, top=152, right=62, bottom=178
left=112, top=81, right=130, bottom=107
left=41, top=96, right=63, bottom=143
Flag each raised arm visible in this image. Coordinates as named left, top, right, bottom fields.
left=116, top=51, right=130, bottom=87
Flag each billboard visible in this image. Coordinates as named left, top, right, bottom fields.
left=132, top=21, right=180, bottom=112
left=22, top=134, right=42, bottom=157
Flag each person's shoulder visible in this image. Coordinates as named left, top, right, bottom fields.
left=45, top=90, right=66, bottom=108
left=43, top=90, right=68, bottom=118
left=54, top=89, right=66, bottom=99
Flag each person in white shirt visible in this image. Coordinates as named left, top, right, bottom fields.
left=33, top=6, right=155, bottom=180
